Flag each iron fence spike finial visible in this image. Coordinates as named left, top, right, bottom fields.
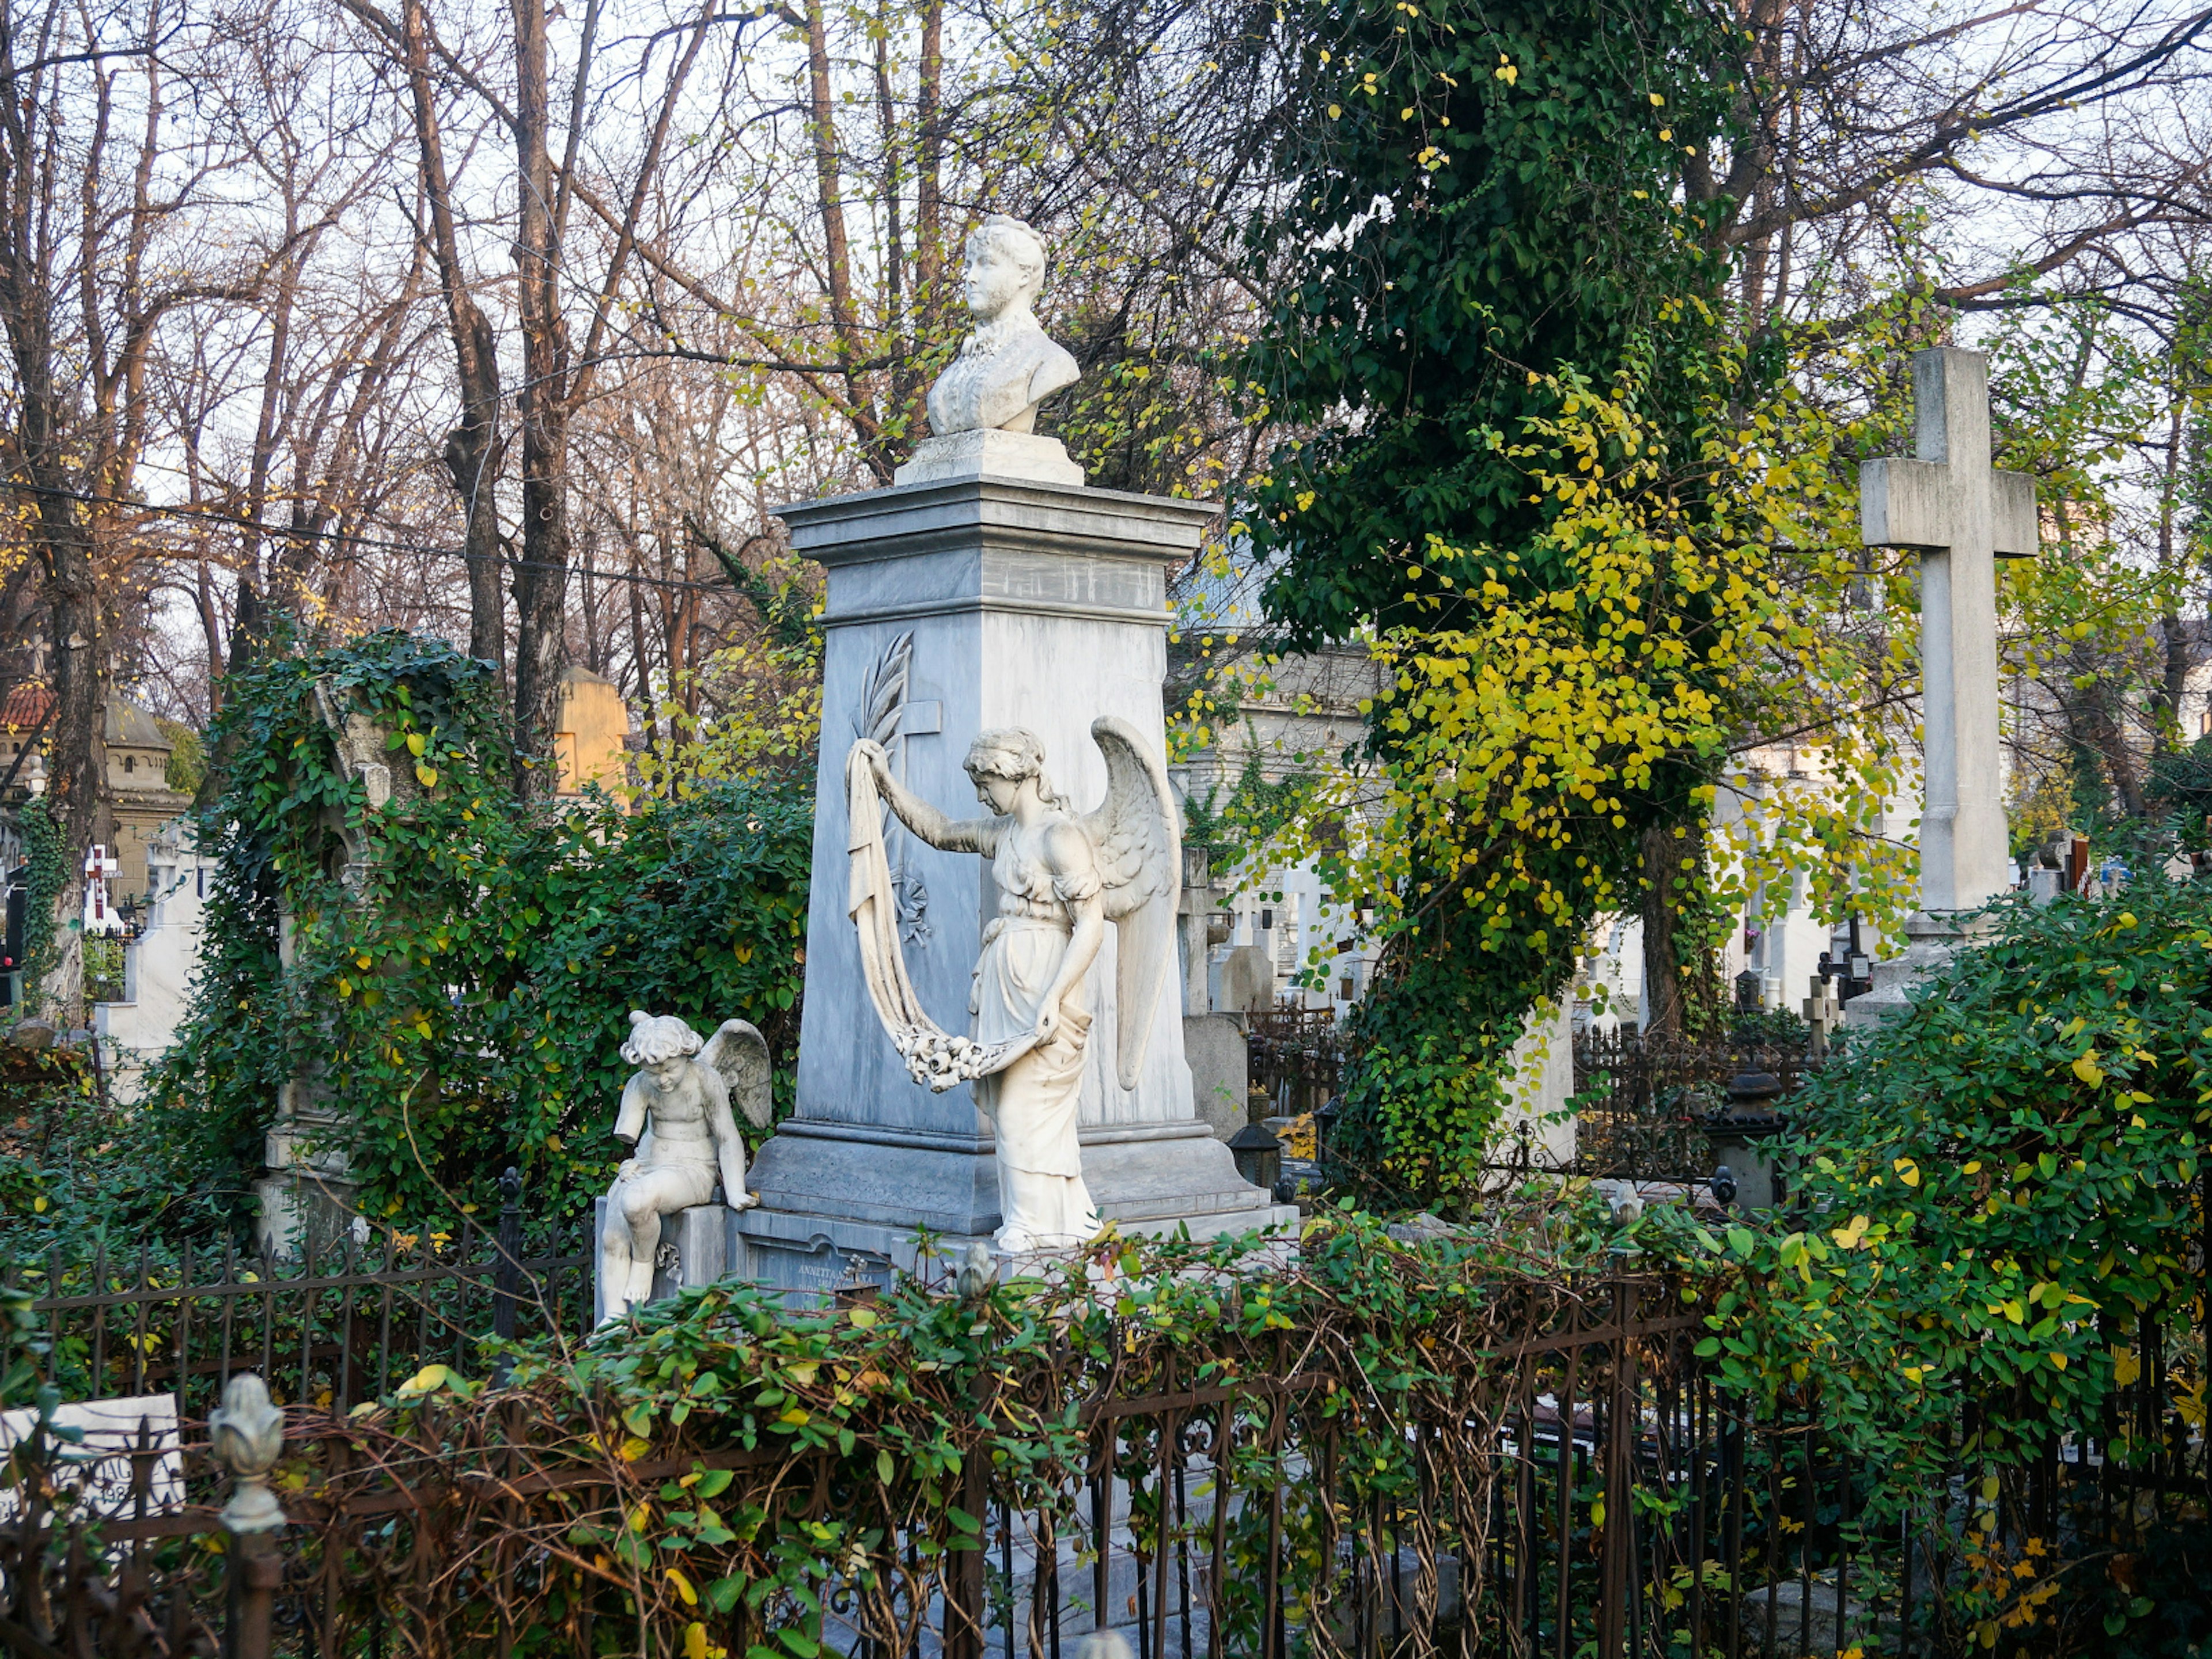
left=210, top=1372, right=287, bottom=1534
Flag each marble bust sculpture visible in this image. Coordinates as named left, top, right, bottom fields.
left=846, top=719, right=1180, bottom=1252
left=927, top=215, right=1080, bottom=435
left=895, top=216, right=1085, bottom=486
left=597, top=1011, right=775, bottom=1322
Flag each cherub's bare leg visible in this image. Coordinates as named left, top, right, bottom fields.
left=599, top=1180, right=638, bottom=1323
left=616, top=1169, right=696, bottom=1309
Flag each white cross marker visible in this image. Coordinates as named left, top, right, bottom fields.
left=1860, top=347, right=2038, bottom=916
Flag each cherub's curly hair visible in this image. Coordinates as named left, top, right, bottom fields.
left=620, top=1010, right=703, bottom=1067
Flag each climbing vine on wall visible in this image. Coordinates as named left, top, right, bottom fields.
left=15, top=797, right=69, bottom=1010
left=148, top=631, right=812, bottom=1237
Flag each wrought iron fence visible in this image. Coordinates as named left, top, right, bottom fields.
left=1242, top=1021, right=1825, bottom=1187
left=1246, top=1009, right=1344, bottom=1123
left=6, top=1174, right=592, bottom=1417
left=6, top=1274, right=2204, bottom=1658
left=1567, top=1032, right=1819, bottom=1183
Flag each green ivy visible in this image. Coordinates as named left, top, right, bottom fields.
left=147, top=630, right=811, bottom=1237
left=16, top=796, right=68, bottom=1008
left=1236, top=0, right=1752, bottom=1202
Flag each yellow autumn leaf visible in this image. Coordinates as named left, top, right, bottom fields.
left=2071, top=1052, right=2104, bottom=1088
left=415, top=764, right=438, bottom=789
left=406, top=732, right=427, bottom=756
left=685, top=1626, right=711, bottom=1659
left=620, top=1435, right=652, bottom=1461
left=1830, top=1214, right=1870, bottom=1249
left=847, top=1307, right=880, bottom=1329
left=2113, top=1346, right=2141, bottom=1385
left=779, top=1407, right=811, bottom=1426
left=398, top=1364, right=450, bottom=1396
left=2048, top=1353, right=2068, bottom=1370
left=666, top=1567, right=698, bottom=1607
left=1892, top=1157, right=1920, bottom=1187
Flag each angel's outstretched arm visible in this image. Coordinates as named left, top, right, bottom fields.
left=854, top=740, right=994, bottom=854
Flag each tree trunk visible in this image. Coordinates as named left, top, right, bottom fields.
left=1638, top=820, right=1694, bottom=1041
left=509, top=0, right=571, bottom=791
left=404, top=0, right=507, bottom=679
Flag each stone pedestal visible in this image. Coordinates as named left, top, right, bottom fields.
left=1498, top=999, right=1577, bottom=1168
left=255, top=1111, right=361, bottom=1260
left=590, top=1199, right=741, bottom=1327
left=738, top=476, right=1295, bottom=1295
left=1844, top=910, right=1965, bottom=1029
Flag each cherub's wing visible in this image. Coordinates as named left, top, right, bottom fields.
left=700, top=1018, right=775, bottom=1133
left=1080, top=717, right=1181, bottom=1090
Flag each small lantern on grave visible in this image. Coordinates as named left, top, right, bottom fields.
left=81, top=844, right=123, bottom=938
left=1733, top=969, right=1762, bottom=1014
left=1229, top=1120, right=1282, bottom=1193
left=1702, top=1066, right=1788, bottom=1210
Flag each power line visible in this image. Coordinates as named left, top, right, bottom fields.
left=3, top=478, right=775, bottom=600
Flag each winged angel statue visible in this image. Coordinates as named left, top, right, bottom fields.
left=597, top=1012, right=775, bottom=1322
left=849, top=719, right=1179, bottom=1252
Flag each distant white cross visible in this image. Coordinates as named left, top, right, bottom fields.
left=1860, top=347, right=2039, bottom=915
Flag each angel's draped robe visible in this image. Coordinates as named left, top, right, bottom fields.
left=968, top=814, right=1103, bottom=1247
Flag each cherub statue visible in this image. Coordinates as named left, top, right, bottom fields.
left=847, top=719, right=1179, bottom=1253
left=924, top=215, right=1081, bottom=437
left=597, top=1011, right=775, bottom=1323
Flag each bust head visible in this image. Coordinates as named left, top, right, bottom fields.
left=961, top=215, right=1048, bottom=325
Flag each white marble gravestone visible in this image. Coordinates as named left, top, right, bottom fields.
left=1850, top=346, right=2037, bottom=1027
left=734, top=477, right=1297, bottom=1293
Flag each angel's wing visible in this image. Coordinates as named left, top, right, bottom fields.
left=1080, top=717, right=1181, bottom=1090
left=700, top=1018, right=775, bottom=1132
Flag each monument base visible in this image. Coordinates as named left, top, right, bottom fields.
left=734, top=1117, right=1296, bottom=1298
left=892, top=429, right=1084, bottom=487
left=255, top=1124, right=365, bottom=1260
left=589, top=1198, right=743, bottom=1328
left=1844, top=910, right=1979, bottom=1029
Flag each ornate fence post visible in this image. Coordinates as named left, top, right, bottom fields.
left=493, top=1166, right=524, bottom=1388
left=1596, top=1278, right=1638, bottom=1659
left=946, top=1245, right=993, bottom=1659
left=211, top=1372, right=286, bottom=1659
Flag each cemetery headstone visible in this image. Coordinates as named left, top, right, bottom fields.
left=1849, top=347, right=2037, bottom=1027
left=554, top=665, right=630, bottom=795
left=1213, top=945, right=1276, bottom=1017
left=1802, top=975, right=1842, bottom=1056
left=0, top=1392, right=181, bottom=1521
left=1497, top=999, right=1576, bottom=1171
left=1176, top=843, right=1248, bottom=1139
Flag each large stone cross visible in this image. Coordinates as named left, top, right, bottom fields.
left=1860, top=347, right=2038, bottom=916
